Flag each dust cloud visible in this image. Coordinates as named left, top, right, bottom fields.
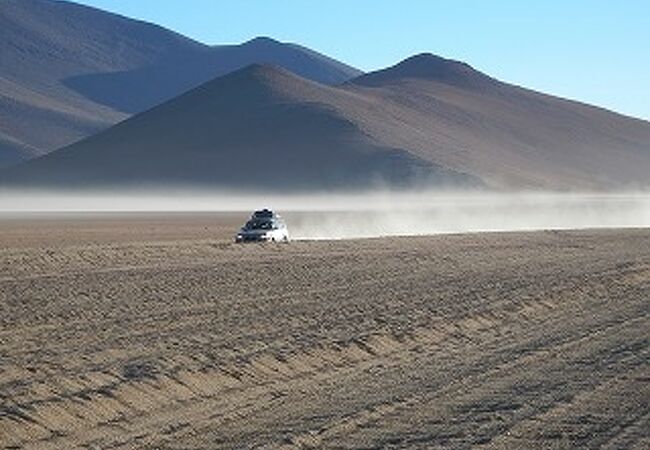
left=285, top=192, right=650, bottom=239
left=1, top=190, right=649, bottom=239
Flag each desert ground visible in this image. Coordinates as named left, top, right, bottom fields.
left=0, top=213, right=648, bottom=449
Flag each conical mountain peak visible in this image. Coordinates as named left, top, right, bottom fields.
left=353, top=53, right=494, bottom=89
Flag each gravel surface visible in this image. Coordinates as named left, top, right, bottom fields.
left=1, top=214, right=648, bottom=449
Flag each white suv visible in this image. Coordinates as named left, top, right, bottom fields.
left=235, top=209, right=290, bottom=243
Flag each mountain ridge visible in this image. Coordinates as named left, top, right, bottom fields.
left=2, top=0, right=649, bottom=190
left=3, top=61, right=649, bottom=190
left=0, top=63, right=480, bottom=189
left=0, top=0, right=362, bottom=167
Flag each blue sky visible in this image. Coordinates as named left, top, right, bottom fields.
left=76, top=0, right=650, bottom=120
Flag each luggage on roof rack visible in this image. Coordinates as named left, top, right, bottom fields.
left=253, top=209, right=276, bottom=219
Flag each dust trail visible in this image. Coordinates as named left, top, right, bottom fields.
left=0, top=190, right=649, bottom=239
left=286, top=192, right=650, bottom=239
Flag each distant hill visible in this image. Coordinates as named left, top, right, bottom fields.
left=4, top=56, right=650, bottom=190
left=353, top=53, right=497, bottom=90
left=0, top=0, right=361, bottom=167
left=0, top=65, right=476, bottom=189
left=344, top=54, right=650, bottom=189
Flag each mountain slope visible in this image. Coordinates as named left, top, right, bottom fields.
left=0, top=0, right=361, bottom=167
left=62, top=36, right=362, bottom=115
left=346, top=54, right=650, bottom=188
left=0, top=64, right=475, bottom=189
left=3, top=56, right=650, bottom=190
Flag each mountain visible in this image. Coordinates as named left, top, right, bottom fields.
left=0, top=64, right=476, bottom=189
left=347, top=54, right=650, bottom=189
left=4, top=55, right=650, bottom=190
left=63, top=36, right=362, bottom=115
left=353, top=53, right=497, bottom=90
left=0, top=0, right=362, bottom=167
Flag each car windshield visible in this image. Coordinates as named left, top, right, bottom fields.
left=245, top=219, right=274, bottom=230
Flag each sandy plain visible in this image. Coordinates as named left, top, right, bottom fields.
left=0, top=213, right=648, bottom=449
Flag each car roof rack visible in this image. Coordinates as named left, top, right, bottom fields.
left=253, top=209, right=276, bottom=219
